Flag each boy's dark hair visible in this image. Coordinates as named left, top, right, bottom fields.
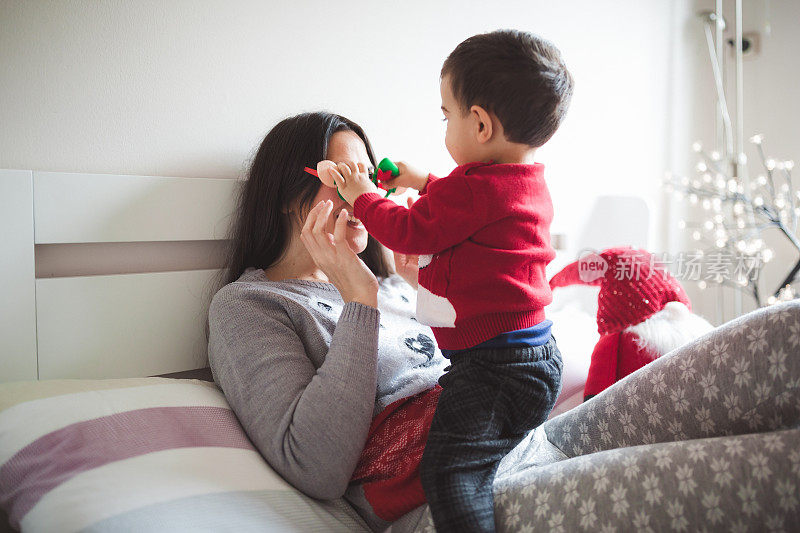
left=441, top=29, right=574, bottom=147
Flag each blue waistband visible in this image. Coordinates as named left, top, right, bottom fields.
left=440, top=319, right=553, bottom=359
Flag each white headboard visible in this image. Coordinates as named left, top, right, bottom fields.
left=1, top=169, right=239, bottom=383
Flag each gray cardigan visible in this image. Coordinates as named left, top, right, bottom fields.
left=207, top=268, right=448, bottom=531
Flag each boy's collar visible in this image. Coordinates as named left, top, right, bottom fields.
left=452, top=160, right=544, bottom=175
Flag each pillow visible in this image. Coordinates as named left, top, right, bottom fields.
left=0, top=377, right=370, bottom=533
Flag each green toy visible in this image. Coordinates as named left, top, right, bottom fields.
left=373, top=158, right=399, bottom=197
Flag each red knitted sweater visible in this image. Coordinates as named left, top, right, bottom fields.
left=354, top=161, right=556, bottom=350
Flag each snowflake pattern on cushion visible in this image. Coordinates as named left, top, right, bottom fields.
left=408, top=301, right=800, bottom=532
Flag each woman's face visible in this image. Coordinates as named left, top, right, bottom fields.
left=305, top=130, right=370, bottom=254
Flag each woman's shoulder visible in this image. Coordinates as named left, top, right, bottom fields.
left=209, top=268, right=347, bottom=323
left=210, top=269, right=411, bottom=321
left=211, top=268, right=285, bottom=305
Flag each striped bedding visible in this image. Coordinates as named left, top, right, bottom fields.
left=0, top=378, right=370, bottom=533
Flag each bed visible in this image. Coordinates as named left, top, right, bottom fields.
left=0, top=169, right=633, bottom=532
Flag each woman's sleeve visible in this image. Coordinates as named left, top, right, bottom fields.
left=207, top=289, right=380, bottom=500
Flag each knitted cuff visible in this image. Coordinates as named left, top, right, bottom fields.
left=419, top=173, right=439, bottom=195
left=340, top=301, right=381, bottom=329
left=353, top=192, right=385, bottom=221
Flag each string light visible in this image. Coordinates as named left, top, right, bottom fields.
left=666, top=135, right=800, bottom=307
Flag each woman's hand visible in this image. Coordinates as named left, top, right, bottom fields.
left=300, top=200, right=379, bottom=308
left=392, top=196, right=420, bottom=290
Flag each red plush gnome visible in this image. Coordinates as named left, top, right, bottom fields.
left=549, top=247, right=714, bottom=401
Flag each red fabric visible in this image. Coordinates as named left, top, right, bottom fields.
left=583, top=331, right=660, bottom=399
left=616, top=331, right=659, bottom=380
left=350, top=385, right=442, bottom=521
left=548, top=260, right=603, bottom=289
left=354, top=162, right=555, bottom=350
left=583, top=332, right=620, bottom=399
left=376, top=168, right=394, bottom=182
left=549, top=247, right=691, bottom=335
left=553, top=247, right=693, bottom=400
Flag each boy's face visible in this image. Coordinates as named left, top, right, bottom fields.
left=440, top=75, right=478, bottom=166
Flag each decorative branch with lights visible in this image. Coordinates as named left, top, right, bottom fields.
left=664, top=135, right=799, bottom=306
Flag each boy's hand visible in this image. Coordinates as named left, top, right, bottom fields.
left=330, top=161, right=380, bottom=206
left=379, top=161, right=429, bottom=192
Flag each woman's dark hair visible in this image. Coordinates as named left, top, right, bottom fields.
left=213, top=111, right=393, bottom=293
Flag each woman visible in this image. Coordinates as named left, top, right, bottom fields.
left=208, top=112, right=800, bottom=532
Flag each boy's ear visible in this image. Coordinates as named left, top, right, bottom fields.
left=470, top=105, right=494, bottom=144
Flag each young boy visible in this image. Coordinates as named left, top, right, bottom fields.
left=330, top=29, right=573, bottom=532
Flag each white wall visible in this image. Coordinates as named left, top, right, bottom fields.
left=1, top=2, right=679, bottom=217
left=2, top=0, right=688, bottom=283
